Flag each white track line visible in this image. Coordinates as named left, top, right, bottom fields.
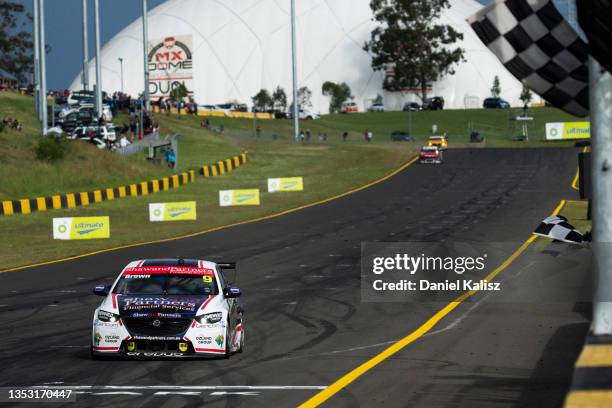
left=211, top=391, right=259, bottom=396
left=32, top=385, right=326, bottom=390
left=154, top=391, right=201, bottom=396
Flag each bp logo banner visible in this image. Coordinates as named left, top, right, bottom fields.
left=148, top=35, right=193, bottom=100
left=546, top=122, right=590, bottom=140
left=219, top=190, right=260, bottom=207
left=149, top=201, right=197, bottom=221
left=53, top=217, right=110, bottom=240
left=268, top=177, right=304, bottom=192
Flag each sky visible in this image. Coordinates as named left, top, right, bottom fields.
left=15, top=0, right=166, bottom=90
left=14, top=0, right=574, bottom=90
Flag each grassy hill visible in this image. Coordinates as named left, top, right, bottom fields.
left=186, top=105, right=580, bottom=148
left=0, top=92, right=172, bottom=201
left=0, top=91, right=414, bottom=269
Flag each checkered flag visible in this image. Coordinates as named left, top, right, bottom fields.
left=534, top=215, right=584, bottom=244
left=468, top=0, right=589, bottom=116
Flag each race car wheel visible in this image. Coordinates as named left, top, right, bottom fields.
left=223, top=324, right=231, bottom=359
left=90, top=343, right=101, bottom=360
left=237, top=326, right=245, bottom=354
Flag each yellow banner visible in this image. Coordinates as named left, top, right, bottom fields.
left=268, top=177, right=304, bottom=192
left=546, top=122, right=590, bottom=140
left=219, top=189, right=260, bottom=206
left=149, top=201, right=197, bottom=221
left=53, top=216, right=110, bottom=240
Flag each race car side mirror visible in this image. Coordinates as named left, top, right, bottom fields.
left=93, top=284, right=110, bottom=296
left=225, top=286, right=242, bottom=298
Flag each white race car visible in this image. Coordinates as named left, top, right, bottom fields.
left=91, top=258, right=244, bottom=359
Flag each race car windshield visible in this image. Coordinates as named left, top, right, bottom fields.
left=113, top=274, right=219, bottom=296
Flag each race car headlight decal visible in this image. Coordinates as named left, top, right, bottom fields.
left=97, top=310, right=120, bottom=323
left=196, top=312, right=222, bottom=324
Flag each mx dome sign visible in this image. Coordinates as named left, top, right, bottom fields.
left=147, top=35, right=193, bottom=99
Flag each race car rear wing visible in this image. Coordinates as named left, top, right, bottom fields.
left=217, top=262, right=237, bottom=284
left=217, top=262, right=236, bottom=270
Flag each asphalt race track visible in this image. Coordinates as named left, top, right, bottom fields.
left=0, top=148, right=592, bottom=408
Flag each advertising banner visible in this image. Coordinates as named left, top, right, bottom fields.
left=268, top=177, right=304, bottom=192
left=219, top=190, right=260, bottom=206
left=545, top=122, right=590, bottom=140
left=53, top=217, right=110, bottom=240
left=148, top=35, right=193, bottom=100
left=149, top=201, right=197, bottom=221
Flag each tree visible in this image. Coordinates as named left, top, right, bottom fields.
left=0, top=2, right=35, bottom=84
left=520, top=84, right=532, bottom=105
left=253, top=88, right=273, bottom=111
left=364, top=0, right=464, bottom=102
left=490, top=75, right=501, bottom=97
left=272, top=86, right=287, bottom=110
left=170, top=83, right=189, bottom=101
left=290, top=86, right=312, bottom=111
left=322, top=81, right=353, bottom=113
left=298, top=86, right=312, bottom=109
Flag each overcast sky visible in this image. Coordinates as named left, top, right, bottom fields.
left=15, top=0, right=572, bottom=90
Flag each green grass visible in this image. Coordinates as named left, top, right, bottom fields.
left=0, top=91, right=580, bottom=269
left=0, top=92, right=414, bottom=269
left=0, top=92, right=173, bottom=200
left=195, top=106, right=580, bottom=148
left=561, top=200, right=590, bottom=233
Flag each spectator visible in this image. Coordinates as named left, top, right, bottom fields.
left=367, top=130, right=373, bottom=142
left=165, top=148, right=176, bottom=169
left=342, top=131, right=348, bottom=142
left=119, top=135, right=130, bottom=147
left=256, top=126, right=261, bottom=138
left=306, top=129, right=311, bottom=142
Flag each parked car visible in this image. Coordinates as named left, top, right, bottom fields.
left=288, top=109, right=320, bottom=120
left=483, top=97, right=510, bottom=109
left=55, top=107, right=98, bottom=132
left=341, top=101, right=358, bottom=113
left=271, top=109, right=288, bottom=119
left=402, top=102, right=421, bottom=112
left=70, top=125, right=117, bottom=149
left=368, top=103, right=384, bottom=112
left=390, top=131, right=415, bottom=142
left=422, top=96, right=445, bottom=111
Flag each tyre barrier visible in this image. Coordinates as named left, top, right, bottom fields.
left=0, top=152, right=248, bottom=216
left=200, top=152, right=248, bottom=177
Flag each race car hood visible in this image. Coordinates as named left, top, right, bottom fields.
left=116, top=295, right=210, bottom=319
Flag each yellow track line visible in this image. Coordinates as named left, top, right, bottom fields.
left=571, top=168, right=580, bottom=191
left=299, top=200, right=566, bottom=408
left=572, top=146, right=589, bottom=191
left=0, top=156, right=419, bottom=274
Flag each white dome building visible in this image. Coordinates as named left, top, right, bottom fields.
left=71, top=0, right=527, bottom=112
